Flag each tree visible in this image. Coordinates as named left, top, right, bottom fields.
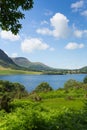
left=64, top=79, right=81, bottom=90
left=0, top=0, right=34, bottom=34
left=83, top=76, right=87, bottom=84
left=34, top=82, right=53, bottom=92
left=0, top=94, right=11, bottom=112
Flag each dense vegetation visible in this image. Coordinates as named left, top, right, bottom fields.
left=83, top=76, right=87, bottom=84
left=0, top=80, right=28, bottom=112
left=0, top=76, right=87, bottom=129
left=33, top=82, right=53, bottom=92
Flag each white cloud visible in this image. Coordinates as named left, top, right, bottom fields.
left=74, top=30, right=83, bottom=38
left=71, top=0, right=84, bottom=11
left=65, top=42, right=84, bottom=50
left=37, top=13, right=70, bottom=39
left=11, top=53, right=18, bottom=57
left=81, top=10, right=87, bottom=16
left=21, top=38, right=54, bottom=53
left=50, top=13, right=70, bottom=38
left=74, top=29, right=87, bottom=38
left=0, top=31, right=20, bottom=41
left=37, top=28, right=52, bottom=35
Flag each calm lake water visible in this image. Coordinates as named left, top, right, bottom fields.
left=0, top=74, right=87, bottom=92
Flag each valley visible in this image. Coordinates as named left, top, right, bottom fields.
left=0, top=49, right=87, bottom=75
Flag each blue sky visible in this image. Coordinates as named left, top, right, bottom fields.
left=0, top=0, right=87, bottom=69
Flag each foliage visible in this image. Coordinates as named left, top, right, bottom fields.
left=0, top=0, right=34, bottom=34
left=0, top=94, right=11, bottom=112
left=83, top=76, right=87, bottom=84
left=64, top=79, right=82, bottom=90
left=0, top=99, right=87, bottom=130
left=0, top=80, right=28, bottom=111
left=0, top=80, right=28, bottom=98
left=34, top=82, right=53, bottom=92
left=1, top=78, right=87, bottom=129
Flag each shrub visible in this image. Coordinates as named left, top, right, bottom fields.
left=0, top=94, right=11, bottom=112
left=34, top=82, right=53, bottom=92
left=83, top=76, right=87, bottom=84
left=0, top=80, right=28, bottom=99
left=64, top=79, right=81, bottom=90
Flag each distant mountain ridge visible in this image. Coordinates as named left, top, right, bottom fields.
left=0, top=49, right=87, bottom=73
left=12, top=57, right=53, bottom=71
left=79, top=66, right=87, bottom=73
left=0, top=49, right=18, bottom=68
left=12, top=57, right=31, bottom=68
left=0, top=49, right=53, bottom=71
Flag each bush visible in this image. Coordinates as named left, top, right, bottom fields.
left=64, top=79, right=81, bottom=90
left=34, top=82, right=53, bottom=92
left=0, top=80, right=28, bottom=99
left=83, top=76, right=87, bottom=84
left=0, top=94, right=11, bottom=112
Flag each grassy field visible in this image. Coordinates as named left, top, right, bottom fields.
left=0, top=66, right=42, bottom=75
left=39, top=98, right=84, bottom=110
left=28, top=94, right=84, bottom=111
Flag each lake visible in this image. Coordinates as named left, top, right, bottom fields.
left=0, top=74, right=87, bottom=92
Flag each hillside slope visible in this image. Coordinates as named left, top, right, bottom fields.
left=12, top=57, right=53, bottom=71
left=0, top=49, right=18, bottom=68
left=79, top=66, right=87, bottom=73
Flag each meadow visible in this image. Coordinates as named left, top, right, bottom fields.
left=0, top=66, right=42, bottom=75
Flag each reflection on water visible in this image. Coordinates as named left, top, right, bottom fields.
left=0, top=74, right=87, bottom=92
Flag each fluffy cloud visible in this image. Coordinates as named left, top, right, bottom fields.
left=0, top=31, right=20, bottom=41
left=71, top=0, right=84, bottom=11
left=11, top=53, right=18, bottom=57
left=81, top=10, right=87, bottom=16
left=50, top=13, right=70, bottom=38
left=21, top=38, right=54, bottom=53
left=37, top=13, right=70, bottom=38
left=74, top=29, right=87, bottom=38
left=65, top=42, right=84, bottom=50
left=37, top=28, right=52, bottom=35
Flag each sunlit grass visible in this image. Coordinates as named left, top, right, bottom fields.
left=0, top=66, right=42, bottom=75
left=40, top=98, right=84, bottom=110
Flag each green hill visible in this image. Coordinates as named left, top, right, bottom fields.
left=0, top=49, right=19, bottom=69
left=0, top=49, right=87, bottom=73
left=79, top=66, right=87, bottom=73
left=0, top=49, right=53, bottom=72
left=12, top=57, right=53, bottom=71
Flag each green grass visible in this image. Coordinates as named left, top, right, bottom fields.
left=40, top=98, right=84, bottom=110
left=0, top=67, right=42, bottom=75
left=9, top=97, right=84, bottom=112
left=28, top=84, right=87, bottom=111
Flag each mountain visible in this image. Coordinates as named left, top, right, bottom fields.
left=12, top=57, right=53, bottom=71
left=0, top=49, right=87, bottom=73
left=0, top=49, right=52, bottom=71
left=0, top=49, right=18, bottom=68
left=79, top=66, right=87, bottom=73
left=12, top=57, right=31, bottom=68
